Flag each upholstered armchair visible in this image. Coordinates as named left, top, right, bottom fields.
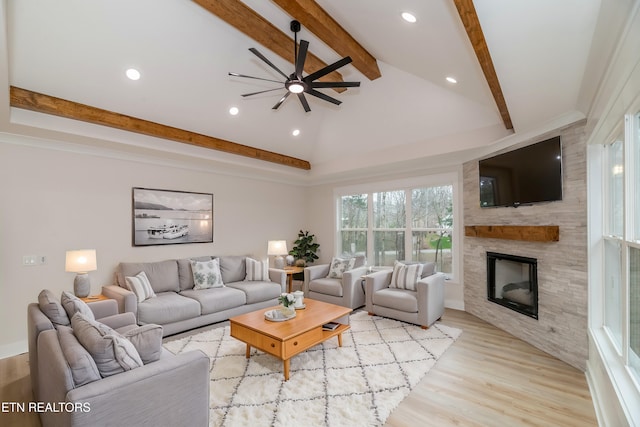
left=364, top=261, right=445, bottom=329
left=303, top=255, right=368, bottom=309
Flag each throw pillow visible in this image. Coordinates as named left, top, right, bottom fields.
left=190, top=258, right=224, bottom=290
left=38, top=289, right=70, bottom=326
left=390, top=261, right=424, bottom=291
left=61, top=291, right=95, bottom=321
left=327, top=257, right=356, bottom=279
left=245, top=258, right=269, bottom=281
left=123, top=324, right=164, bottom=364
left=57, top=325, right=101, bottom=387
left=71, top=312, right=143, bottom=377
left=125, top=271, right=157, bottom=303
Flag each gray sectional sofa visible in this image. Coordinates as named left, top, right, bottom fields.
left=102, top=255, right=287, bottom=336
left=28, top=293, right=209, bottom=427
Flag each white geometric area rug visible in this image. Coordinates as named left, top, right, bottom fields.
left=163, top=311, right=461, bottom=427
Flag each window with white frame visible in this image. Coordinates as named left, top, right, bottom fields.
left=601, top=112, right=640, bottom=383
left=337, top=177, right=455, bottom=276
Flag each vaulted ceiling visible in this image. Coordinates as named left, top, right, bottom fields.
left=0, top=0, right=608, bottom=182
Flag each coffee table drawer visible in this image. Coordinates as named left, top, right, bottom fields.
left=231, top=323, right=282, bottom=358
left=284, top=327, right=323, bottom=358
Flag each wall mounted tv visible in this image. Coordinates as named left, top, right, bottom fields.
left=479, top=136, right=562, bottom=208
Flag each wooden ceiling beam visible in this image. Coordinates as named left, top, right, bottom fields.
left=270, top=0, right=381, bottom=80
left=193, top=0, right=346, bottom=92
left=453, top=0, right=513, bottom=130
left=9, top=86, right=311, bottom=170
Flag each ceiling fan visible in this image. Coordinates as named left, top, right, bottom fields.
left=229, top=20, right=360, bottom=112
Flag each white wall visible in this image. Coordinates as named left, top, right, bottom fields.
left=0, top=136, right=306, bottom=358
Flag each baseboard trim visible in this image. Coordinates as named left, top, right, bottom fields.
left=0, top=340, right=27, bottom=360
left=445, top=300, right=465, bottom=311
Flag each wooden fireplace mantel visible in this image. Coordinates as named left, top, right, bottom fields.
left=464, top=225, right=559, bottom=242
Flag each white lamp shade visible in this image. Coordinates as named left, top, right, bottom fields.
left=65, top=249, right=97, bottom=273
left=267, top=240, right=288, bottom=256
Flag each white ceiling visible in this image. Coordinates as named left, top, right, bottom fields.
left=0, top=0, right=610, bottom=183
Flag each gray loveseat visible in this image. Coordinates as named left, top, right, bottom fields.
left=28, top=293, right=209, bottom=427
left=102, top=255, right=287, bottom=336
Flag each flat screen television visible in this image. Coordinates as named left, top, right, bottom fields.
left=479, top=136, right=562, bottom=208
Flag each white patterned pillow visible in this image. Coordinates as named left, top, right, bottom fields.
left=390, top=261, right=424, bottom=291
left=327, top=257, right=356, bottom=279
left=190, top=258, right=224, bottom=290
left=125, top=271, right=156, bottom=303
left=245, top=258, right=269, bottom=281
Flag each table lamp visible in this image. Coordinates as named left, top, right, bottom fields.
left=267, top=240, right=288, bottom=269
left=65, top=249, right=97, bottom=297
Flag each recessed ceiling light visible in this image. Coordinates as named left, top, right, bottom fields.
left=401, top=12, right=417, bottom=23
left=446, top=76, right=458, bottom=84
left=229, top=107, right=239, bottom=116
left=292, top=129, right=300, bottom=136
left=126, top=68, right=141, bottom=81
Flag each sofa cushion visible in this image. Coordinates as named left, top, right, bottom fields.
left=177, top=256, right=213, bottom=290
left=422, top=262, right=436, bottom=277
left=125, top=271, right=157, bottom=302
left=308, top=278, right=344, bottom=297
left=390, top=261, right=423, bottom=291
left=117, top=260, right=179, bottom=293
left=123, top=324, right=163, bottom=364
left=218, top=256, right=246, bottom=284
left=61, top=291, right=95, bottom=321
left=225, top=281, right=282, bottom=304
left=373, top=288, right=418, bottom=313
left=57, top=325, right=101, bottom=387
left=71, top=312, right=143, bottom=378
left=38, top=289, right=70, bottom=326
left=180, top=287, right=246, bottom=315
left=190, top=258, right=224, bottom=290
left=245, top=258, right=269, bottom=281
left=327, top=257, right=356, bottom=279
left=137, top=292, right=201, bottom=326
left=398, top=260, right=436, bottom=278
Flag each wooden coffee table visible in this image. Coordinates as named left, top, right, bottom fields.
left=229, top=299, right=352, bottom=380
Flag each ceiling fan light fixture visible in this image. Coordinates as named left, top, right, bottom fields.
left=229, top=106, right=239, bottom=115
left=287, top=81, right=305, bottom=93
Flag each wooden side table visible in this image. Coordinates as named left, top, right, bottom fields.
left=283, top=266, right=304, bottom=293
left=80, top=294, right=110, bottom=303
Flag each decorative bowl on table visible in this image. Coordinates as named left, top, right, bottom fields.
left=264, top=309, right=296, bottom=322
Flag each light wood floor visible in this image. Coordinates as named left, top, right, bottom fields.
left=0, top=309, right=597, bottom=427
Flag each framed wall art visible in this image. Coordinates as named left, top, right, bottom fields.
left=132, top=187, right=213, bottom=246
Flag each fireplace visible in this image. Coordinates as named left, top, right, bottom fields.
left=487, top=252, right=538, bottom=319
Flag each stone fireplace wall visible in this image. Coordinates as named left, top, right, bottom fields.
left=463, top=122, right=588, bottom=370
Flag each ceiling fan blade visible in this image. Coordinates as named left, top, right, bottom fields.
left=272, top=91, right=291, bottom=110
left=249, top=48, right=289, bottom=80
left=241, top=88, right=285, bottom=97
left=228, top=72, right=284, bottom=84
left=309, top=81, right=360, bottom=89
left=304, top=56, right=353, bottom=82
left=306, top=89, right=342, bottom=106
left=297, top=93, right=311, bottom=112
left=295, top=40, right=309, bottom=79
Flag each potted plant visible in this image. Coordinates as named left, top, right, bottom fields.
left=289, top=230, right=320, bottom=267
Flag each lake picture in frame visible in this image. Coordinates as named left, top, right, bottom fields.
left=132, top=187, right=213, bottom=246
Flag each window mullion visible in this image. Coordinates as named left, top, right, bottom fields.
left=405, top=189, right=412, bottom=261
